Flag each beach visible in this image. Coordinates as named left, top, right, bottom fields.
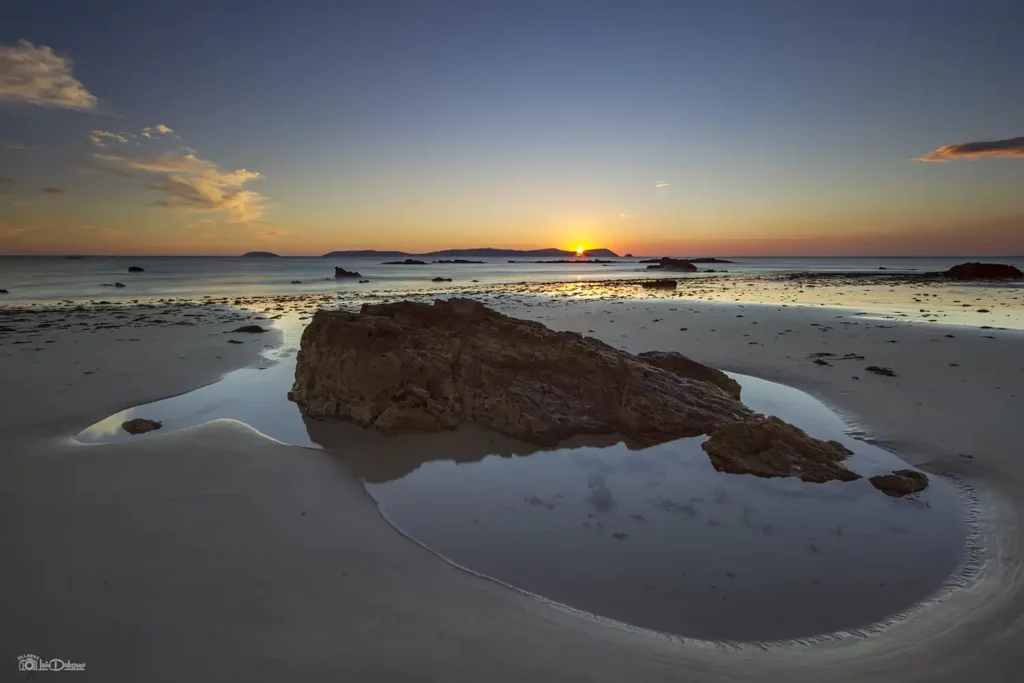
left=2, top=273, right=1022, bottom=681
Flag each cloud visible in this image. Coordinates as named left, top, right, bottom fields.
left=654, top=180, right=670, bottom=188
left=186, top=218, right=216, bottom=229
left=618, top=212, right=631, bottom=219
left=0, top=40, right=98, bottom=110
left=95, top=151, right=266, bottom=223
left=12, top=201, right=30, bottom=207
left=41, top=187, right=63, bottom=195
left=142, top=124, right=174, bottom=138
left=87, top=130, right=131, bottom=148
left=254, top=228, right=288, bottom=240
left=917, top=136, right=1024, bottom=162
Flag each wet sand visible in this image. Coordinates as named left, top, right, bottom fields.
left=1, top=279, right=1022, bottom=681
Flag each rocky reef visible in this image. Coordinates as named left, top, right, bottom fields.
left=645, top=257, right=698, bottom=272
left=943, top=262, right=1023, bottom=280
left=334, top=267, right=362, bottom=278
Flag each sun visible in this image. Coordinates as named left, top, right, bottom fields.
left=575, top=246, right=585, bottom=257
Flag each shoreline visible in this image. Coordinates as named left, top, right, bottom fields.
left=2, top=288, right=1023, bottom=680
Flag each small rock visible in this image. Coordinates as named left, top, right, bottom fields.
left=812, top=358, right=831, bottom=366
left=431, top=277, right=453, bottom=282
left=0, top=289, right=7, bottom=294
left=334, top=267, right=362, bottom=279
left=866, top=365, right=896, bottom=377
left=291, top=280, right=302, bottom=284
left=641, top=279, right=677, bottom=289
left=128, top=266, right=145, bottom=273
left=227, top=339, right=244, bottom=344
left=229, top=325, right=267, bottom=333
left=122, top=418, right=162, bottom=435
left=869, top=469, right=928, bottom=497
left=114, top=282, right=126, bottom=288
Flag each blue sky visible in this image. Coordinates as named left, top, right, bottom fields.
left=1, top=0, right=1022, bottom=255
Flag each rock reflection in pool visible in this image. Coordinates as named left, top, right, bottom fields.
left=322, top=375, right=968, bottom=643
left=76, top=361, right=968, bottom=643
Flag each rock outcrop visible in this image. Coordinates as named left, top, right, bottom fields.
left=229, top=325, right=268, bottom=333
left=944, top=262, right=1023, bottom=280
left=384, top=259, right=427, bottom=265
left=641, top=279, right=677, bottom=289
left=128, top=266, right=145, bottom=272
left=334, top=267, right=362, bottom=278
left=869, top=469, right=929, bottom=497
left=638, top=351, right=742, bottom=400
left=432, top=277, right=452, bottom=282
left=646, top=257, right=698, bottom=272
left=289, top=298, right=753, bottom=446
left=122, top=418, right=162, bottom=435
left=700, top=416, right=859, bottom=483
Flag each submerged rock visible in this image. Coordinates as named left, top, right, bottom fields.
left=334, top=267, right=362, bottom=278
left=128, top=266, right=145, bottom=273
left=229, top=325, right=268, bottom=333
left=944, top=262, right=1023, bottom=280
left=431, top=277, right=453, bottom=282
left=869, top=469, right=929, bottom=497
left=700, top=416, right=859, bottom=484
left=638, top=351, right=742, bottom=400
left=866, top=365, right=896, bottom=377
left=288, top=298, right=753, bottom=445
left=122, top=418, right=162, bottom=435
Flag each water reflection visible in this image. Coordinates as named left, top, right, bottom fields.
left=75, top=362, right=968, bottom=642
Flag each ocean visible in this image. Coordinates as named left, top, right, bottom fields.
left=1, top=255, right=1022, bottom=304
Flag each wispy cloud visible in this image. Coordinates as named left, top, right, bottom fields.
left=12, top=200, right=30, bottom=207
left=654, top=180, right=670, bottom=188
left=87, top=130, right=131, bottom=148
left=95, top=148, right=266, bottom=223
left=618, top=212, right=631, bottom=219
left=917, top=136, right=1024, bottom=162
left=41, top=187, right=63, bottom=195
left=0, top=40, right=97, bottom=110
left=142, top=124, right=173, bottom=138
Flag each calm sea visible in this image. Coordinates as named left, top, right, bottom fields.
left=1, top=255, right=1022, bottom=304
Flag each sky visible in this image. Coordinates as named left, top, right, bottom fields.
left=1, top=0, right=1022, bottom=256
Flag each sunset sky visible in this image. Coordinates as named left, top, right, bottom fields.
left=1, top=1, right=1022, bottom=256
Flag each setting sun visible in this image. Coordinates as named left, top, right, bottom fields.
left=575, top=246, right=585, bottom=256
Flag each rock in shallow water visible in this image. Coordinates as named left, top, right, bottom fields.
left=122, top=418, right=162, bottom=435
left=700, top=416, right=858, bottom=483
left=289, top=298, right=753, bottom=446
left=869, top=469, right=929, bottom=497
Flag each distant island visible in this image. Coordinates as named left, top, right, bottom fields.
left=322, top=247, right=620, bottom=258
left=240, top=251, right=280, bottom=258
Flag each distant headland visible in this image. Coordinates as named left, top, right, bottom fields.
left=240, top=251, right=281, bottom=258
left=320, top=247, right=620, bottom=258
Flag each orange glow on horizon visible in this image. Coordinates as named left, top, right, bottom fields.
left=575, top=246, right=585, bottom=256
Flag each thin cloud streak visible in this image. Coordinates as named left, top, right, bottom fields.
left=0, top=40, right=98, bottom=110
left=917, top=136, right=1024, bottom=162
left=654, top=180, right=670, bottom=188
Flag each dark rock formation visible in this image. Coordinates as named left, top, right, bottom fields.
left=700, top=416, right=859, bottom=483
left=0, top=289, right=7, bottom=294
left=641, top=279, right=677, bottom=289
left=334, top=267, right=362, bottom=278
left=869, top=469, right=929, bottom=497
left=122, top=418, right=162, bottom=435
left=866, top=365, right=896, bottom=377
left=432, top=277, right=453, bottom=282
left=638, top=351, right=742, bottom=400
left=114, top=282, right=126, bottom=288
left=944, top=262, right=1023, bottom=280
left=646, top=257, right=698, bottom=272
left=358, top=279, right=370, bottom=283
left=229, top=325, right=268, bottom=333
left=640, top=257, right=732, bottom=264
left=241, top=251, right=279, bottom=258
left=291, top=280, right=302, bottom=284
left=435, top=259, right=485, bottom=264
left=128, top=266, right=145, bottom=272
left=384, top=259, right=427, bottom=265
left=288, top=298, right=753, bottom=446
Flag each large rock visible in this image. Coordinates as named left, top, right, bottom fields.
left=122, top=418, right=162, bottom=435
left=334, top=267, right=362, bottom=278
left=944, top=262, right=1023, bottom=280
left=869, top=469, right=928, bottom=497
left=639, top=351, right=742, bottom=400
left=288, top=298, right=753, bottom=446
left=700, top=416, right=859, bottom=483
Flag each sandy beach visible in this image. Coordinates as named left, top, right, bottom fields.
left=2, top=275, right=1022, bottom=682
